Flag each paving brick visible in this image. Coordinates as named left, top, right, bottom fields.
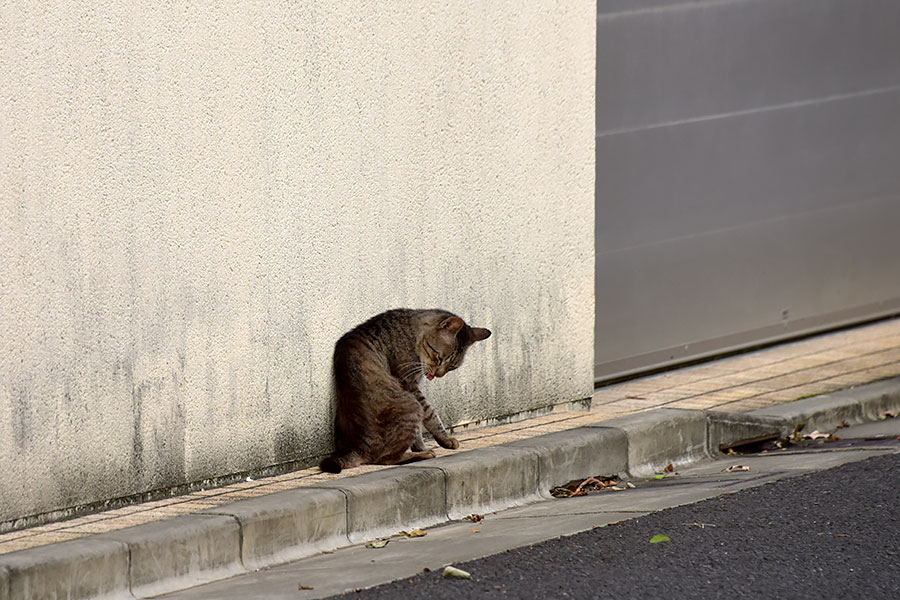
left=589, top=390, right=630, bottom=405
left=602, top=397, right=667, bottom=412
left=593, top=406, right=646, bottom=420
left=642, top=389, right=698, bottom=403
left=717, top=397, right=786, bottom=412
left=866, top=363, right=900, bottom=378
left=143, top=503, right=213, bottom=517
left=698, top=386, right=771, bottom=402
left=0, top=540, right=39, bottom=555
left=665, top=397, right=725, bottom=410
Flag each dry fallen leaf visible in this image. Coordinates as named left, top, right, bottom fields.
left=298, top=584, right=314, bottom=590
left=466, top=514, right=484, bottom=523
left=805, top=430, right=829, bottom=440
left=365, top=539, right=389, bottom=549
left=399, top=529, right=427, bottom=538
left=725, top=464, right=750, bottom=472
left=471, top=529, right=480, bottom=533
left=572, top=477, right=603, bottom=496
left=664, top=464, right=675, bottom=473
left=552, top=477, right=619, bottom=497
left=442, top=566, right=472, bottom=580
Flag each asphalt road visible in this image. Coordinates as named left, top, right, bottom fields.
left=343, top=451, right=900, bottom=600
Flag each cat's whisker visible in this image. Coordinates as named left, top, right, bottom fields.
left=397, top=362, right=427, bottom=379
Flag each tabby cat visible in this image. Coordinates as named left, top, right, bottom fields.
left=319, top=308, right=491, bottom=473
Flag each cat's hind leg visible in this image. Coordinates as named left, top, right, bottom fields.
left=374, top=391, right=434, bottom=465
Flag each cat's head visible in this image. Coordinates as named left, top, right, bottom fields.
left=419, top=315, right=491, bottom=380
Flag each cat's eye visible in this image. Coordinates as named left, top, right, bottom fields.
left=425, top=342, right=441, bottom=360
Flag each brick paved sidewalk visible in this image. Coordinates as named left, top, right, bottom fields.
left=2, top=317, right=899, bottom=555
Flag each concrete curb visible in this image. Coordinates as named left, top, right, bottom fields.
left=0, top=537, right=129, bottom=600
left=750, top=376, right=900, bottom=431
left=100, top=514, right=243, bottom=599
left=2, top=376, right=898, bottom=600
left=203, top=487, right=347, bottom=571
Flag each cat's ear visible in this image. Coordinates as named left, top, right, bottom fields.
left=439, top=316, right=464, bottom=334
left=470, top=327, right=491, bottom=342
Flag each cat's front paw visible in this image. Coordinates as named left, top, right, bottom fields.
left=439, top=436, right=459, bottom=450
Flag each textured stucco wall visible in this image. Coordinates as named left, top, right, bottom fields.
left=0, top=2, right=594, bottom=525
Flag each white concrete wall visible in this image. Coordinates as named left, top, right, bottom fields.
left=0, top=2, right=594, bottom=525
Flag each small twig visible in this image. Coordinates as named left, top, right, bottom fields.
left=572, top=477, right=604, bottom=496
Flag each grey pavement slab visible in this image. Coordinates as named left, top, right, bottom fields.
left=833, top=417, right=900, bottom=438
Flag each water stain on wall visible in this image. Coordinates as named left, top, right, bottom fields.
left=10, top=383, right=33, bottom=451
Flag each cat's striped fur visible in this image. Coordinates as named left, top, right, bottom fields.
left=319, top=309, right=491, bottom=473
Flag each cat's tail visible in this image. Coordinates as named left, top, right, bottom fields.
left=319, top=451, right=362, bottom=474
